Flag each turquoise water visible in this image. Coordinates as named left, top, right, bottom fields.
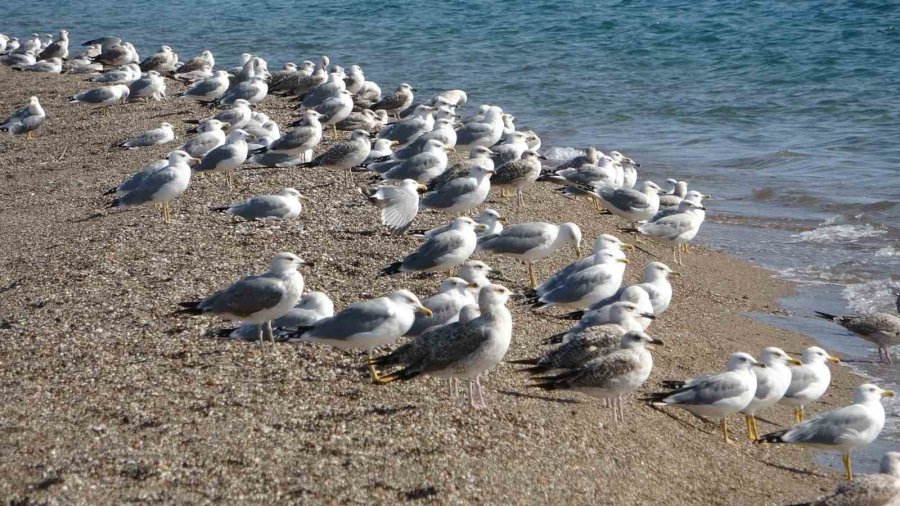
left=4, top=0, right=898, bottom=468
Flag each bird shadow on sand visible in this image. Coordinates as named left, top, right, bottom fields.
left=499, top=389, right=581, bottom=404
left=645, top=404, right=718, bottom=436
left=759, top=460, right=828, bottom=478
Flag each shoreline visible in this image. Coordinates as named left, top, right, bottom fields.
left=0, top=68, right=870, bottom=504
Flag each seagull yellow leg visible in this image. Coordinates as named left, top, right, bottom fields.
left=843, top=452, right=852, bottom=480
left=752, top=415, right=760, bottom=440
left=367, top=352, right=381, bottom=382
left=721, top=418, right=735, bottom=444
left=797, top=406, right=805, bottom=423
left=745, top=414, right=755, bottom=441
left=527, top=261, right=537, bottom=289
left=26, top=131, right=33, bottom=141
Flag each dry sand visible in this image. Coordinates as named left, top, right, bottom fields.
left=0, top=68, right=865, bottom=504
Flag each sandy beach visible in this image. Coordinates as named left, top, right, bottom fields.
left=0, top=68, right=867, bottom=504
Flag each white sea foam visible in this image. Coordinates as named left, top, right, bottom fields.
left=842, top=279, right=899, bottom=314
left=542, top=146, right=584, bottom=162
left=797, top=224, right=886, bottom=244
left=875, top=245, right=898, bottom=257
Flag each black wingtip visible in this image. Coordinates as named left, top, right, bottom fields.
left=813, top=311, right=838, bottom=321
left=558, top=310, right=584, bottom=321
left=250, top=146, right=267, bottom=155
left=378, top=261, right=402, bottom=278
left=660, top=380, right=686, bottom=390
left=209, top=206, right=229, bottom=213
left=102, top=187, right=117, bottom=196
left=541, top=332, right=567, bottom=345
left=639, top=392, right=672, bottom=404
left=754, top=430, right=787, bottom=445
left=172, top=301, right=203, bottom=316
left=107, top=198, right=120, bottom=209
left=507, top=358, right=538, bottom=366
left=216, top=327, right=238, bottom=337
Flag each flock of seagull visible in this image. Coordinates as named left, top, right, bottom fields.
left=2, top=28, right=899, bottom=502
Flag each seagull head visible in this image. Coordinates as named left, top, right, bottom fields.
left=802, top=346, right=840, bottom=365
left=621, top=331, right=664, bottom=350
left=726, top=352, right=764, bottom=371
left=852, top=383, right=895, bottom=404
left=389, top=290, right=431, bottom=317
left=760, top=347, right=801, bottom=367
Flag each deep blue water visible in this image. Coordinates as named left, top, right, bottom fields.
left=4, top=0, right=898, bottom=470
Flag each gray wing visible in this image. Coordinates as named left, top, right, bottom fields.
left=377, top=117, right=425, bottom=143
left=221, top=82, right=254, bottom=103
left=782, top=404, right=878, bottom=446
left=369, top=185, right=419, bottom=234
left=312, top=141, right=358, bottom=166
left=6, top=113, right=44, bottom=134
left=403, top=232, right=466, bottom=271
left=537, top=256, right=595, bottom=294
left=540, top=265, right=615, bottom=305
left=383, top=152, right=442, bottom=181
left=407, top=293, right=463, bottom=337
left=314, top=96, right=349, bottom=122
left=1, top=106, right=30, bottom=125
left=229, top=196, right=292, bottom=220
left=426, top=165, right=467, bottom=192
left=200, top=275, right=287, bottom=318
left=92, top=69, right=129, bottom=83
left=455, top=122, right=492, bottom=146
left=186, top=79, right=222, bottom=98
left=140, top=53, right=168, bottom=71
left=118, top=167, right=177, bottom=206
left=213, top=109, right=244, bottom=125
left=39, top=41, right=65, bottom=60
left=124, top=128, right=170, bottom=147
left=194, top=144, right=239, bottom=172
left=664, top=372, right=749, bottom=406
left=639, top=213, right=695, bottom=240
left=180, top=132, right=223, bottom=158
left=251, top=151, right=304, bottom=168
left=421, top=177, right=477, bottom=210
left=116, top=160, right=167, bottom=195
left=601, top=187, right=650, bottom=212
left=785, top=365, right=819, bottom=396
left=479, top=223, right=553, bottom=255
left=555, top=155, right=589, bottom=171
left=305, top=300, right=394, bottom=340
left=77, top=88, right=117, bottom=103
left=268, top=126, right=317, bottom=152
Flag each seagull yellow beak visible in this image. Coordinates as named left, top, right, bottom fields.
left=390, top=140, right=400, bottom=146
left=621, top=243, right=635, bottom=250
left=498, top=217, right=508, bottom=224
left=417, top=306, right=433, bottom=317
left=788, top=358, right=802, bottom=366
left=670, top=271, right=682, bottom=277
left=617, top=258, right=629, bottom=264
left=827, top=356, right=841, bottom=364
left=752, top=363, right=767, bottom=368
left=574, top=245, right=583, bottom=258
left=299, top=194, right=312, bottom=202
left=882, top=390, right=895, bottom=398
left=467, top=282, right=480, bottom=288
left=443, top=146, right=453, bottom=153
left=416, top=184, right=428, bottom=192
left=475, top=223, right=488, bottom=231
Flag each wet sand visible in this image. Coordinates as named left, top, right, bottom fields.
left=0, top=68, right=865, bottom=504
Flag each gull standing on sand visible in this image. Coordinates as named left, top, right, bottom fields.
left=92, top=63, right=140, bottom=84
left=337, top=109, right=380, bottom=132
left=373, top=83, right=415, bottom=118
left=38, top=29, right=68, bottom=60
left=645, top=352, right=763, bottom=443
left=178, top=49, right=215, bottom=74
left=251, top=110, right=323, bottom=163
left=313, top=89, right=354, bottom=136
left=492, top=150, right=546, bottom=206
left=189, top=99, right=252, bottom=132
left=176, top=252, right=308, bottom=343
left=376, top=104, right=435, bottom=145
left=298, top=130, right=371, bottom=179
left=178, top=119, right=228, bottom=158
left=593, top=180, right=665, bottom=227
left=419, top=163, right=494, bottom=214
left=416, top=208, right=505, bottom=240
left=69, top=84, right=130, bottom=109
left=532, top=331, right=663, bottom=423
left=659, top=180, right=688, bottom=208
left=0, top=96, right=45, bottom=139
left=370, top=284, right=515, bottom=409
left=108, top=150, right=198, bottom=224
left=814, top=308, right=900, bottom=364
left=454, top=106, right=505, bottom=152
left=406, top=277, right=476, bottom=337
left=357, top=179, right=426, bottom=235
left=380, top=217, right=485, bottom=276
left=23, top=57, right=62, bottom=73
left=128, top=70, right=166, bottom=101
left=117, top=122, right=175, bottom=149
left=490, top=131, right=530, bottom=165
left=525, top=251, right=629, bottom=310
left=211, top=188, right=309, bottom=221
left=739, top=347, right=802, bottom=440
left=180, top=70, right=230, bottom=102
left=528, top=234, right=631, bottom=303
left=193, top=129, right=250, bottom=186
left=223, top=292, right=334, bottom=341
left=477, top=222, right=583, bottom=288
left=380, top=139, right=451, bottom=183
left=638, top=200, right=707, bottom=266
left=780, top=346, right=841, bottom=422
left=794, top=451, right=900, bottom=504
left=292, top=290, right=432, bottom=380
left=757, top=384, right=895, bottom=480
left=554, top=146, right=602, bottom=171
left=219, top=75, right=267, bottom=105
left=569, top=261, right=679, bottom=320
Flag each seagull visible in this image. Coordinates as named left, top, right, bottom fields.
left=376, top=104, right=434, bottom=145
left=552, top=301, right=655, bottom=343
left=211, top=188, right=309, bottom=221
left=69, top=84, right=131, bottom=110
left=563, top=261, right=679, bottom=322
left=659, top=180, right=688, bottom=208
left=380, top=139, right=451, bottom=183
left=739, top=347, right=801, bottom=440
left=645, top=352, right=763, bottom=443
left=298, top=130, right=372, bottom=180
left=512, top=323, right=627, bottom=374
left=477, top=222, right=583, bottom=288
left=128, top=70, right=166, bottom=101
left=175, top=252, right=307, bottom=343
left=178, top=49, right=215, bottom=74
left=459, top=260, right=501, bottom=292
left=554, top=146, right=602, bottom=171
left=357, top=179, right=426, bottom=235
left=219, top=75, right=267, bottom=105
left=0, top=96, right=45, bottom=140
left=251, top=110, right=323, bottom=163
left=179, top=70, right=230, bottom=102
left=638, top=200, right=707, bottom=265
left=91, top=63, right=140, bottom=84
left=373, top=83, right=415, bottom=118
left=531, top=331, right=663, bottom=423
left=116, top=122, right=175, bottom=149
left=593, top=180, right=665, bottom=228
left=108, top=150, right=197, bottom=223
left=188, top=99, right=252, bottom=132
left=779, top=346, right=841, bottom=422
left=492, top=150, right=546, bottom=206
left=490, top=131, right=530, bottom=166
left=454, top=106, right=504, bottom=152
left=814, top=308, right=900, bottom=364
left=222, top=292, right=334, bottom=341
left=757, top=384, right=895, bottom=480
left=38, top=29, right=68, bottom=60
left=524, top=251, right=629, bottom=310
left=22, top=57, right=62, bottom=73
left=406, top=277, right=476, bottom=337
left=177, top=119, right=228, bottom=158
left=292, top=290, right=432, bottom=380
left=380, top=217, right=485, bottom=276
left=370, top=284, right=515, bottom=409
left=193, top=129, right=250, bottom=187
left=419, top=163, right=494, bottom=214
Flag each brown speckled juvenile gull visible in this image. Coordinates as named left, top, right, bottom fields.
left=815, top=309, right=900, bottom=364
